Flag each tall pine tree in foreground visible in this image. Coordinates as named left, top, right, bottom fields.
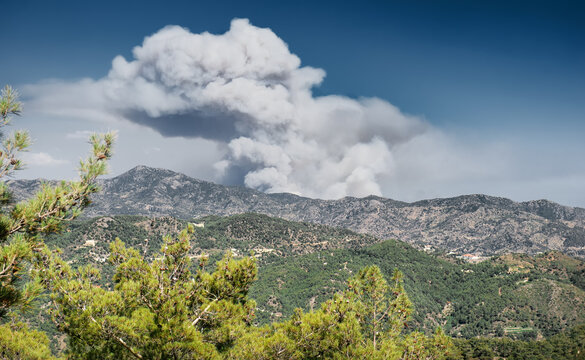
left=39, top=224, right=258, bottom=359
left=0, top=85, right=115, bottom=359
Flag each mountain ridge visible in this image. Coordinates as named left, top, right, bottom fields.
left=8, top=165, right=585, bottom=257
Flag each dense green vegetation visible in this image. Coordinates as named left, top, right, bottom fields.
left=47, top=213, right=379, bottom=266
left=6, top=210, right=585, bottom=358
left=250, top=239, right=585, bottom=338
left=450, top=324, right=585, bottom=359
left=33, top=218, right=585, bottom=358
left=42, top=213, right=585, bottom=341
left=35, top=224, right=455, bottom=359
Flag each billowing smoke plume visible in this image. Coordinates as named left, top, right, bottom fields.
left=26, top=19, right=430, bottom=199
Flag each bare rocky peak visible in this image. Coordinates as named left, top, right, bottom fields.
left=7, top=165, right=585, bottom=258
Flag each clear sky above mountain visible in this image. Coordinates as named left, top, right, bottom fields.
left=1, top=0, right=584, bottom=206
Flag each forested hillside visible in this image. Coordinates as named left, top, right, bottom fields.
left=41, top=214, right=585, bottom=341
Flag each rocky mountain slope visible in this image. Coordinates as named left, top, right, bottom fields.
left=8, top=165, right=585, bottom=257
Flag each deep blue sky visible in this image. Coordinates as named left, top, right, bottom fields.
left=1, top=0, right=585, bottom=206
left=3, top=0, right=583, bottom=130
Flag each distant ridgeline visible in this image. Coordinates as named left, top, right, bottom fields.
left=10, top=165, right=585, bottom=258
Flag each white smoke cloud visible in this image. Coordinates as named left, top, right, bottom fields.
left=22, top=19, right=441, bottom=199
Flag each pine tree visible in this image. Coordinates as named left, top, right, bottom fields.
left=0, top=85, right=114, bottom=358
left=229, top=265, right=455, bottom=359
left=38, top=224, right=258, bottom=359
left=346, top=266, right=413, bottom=349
